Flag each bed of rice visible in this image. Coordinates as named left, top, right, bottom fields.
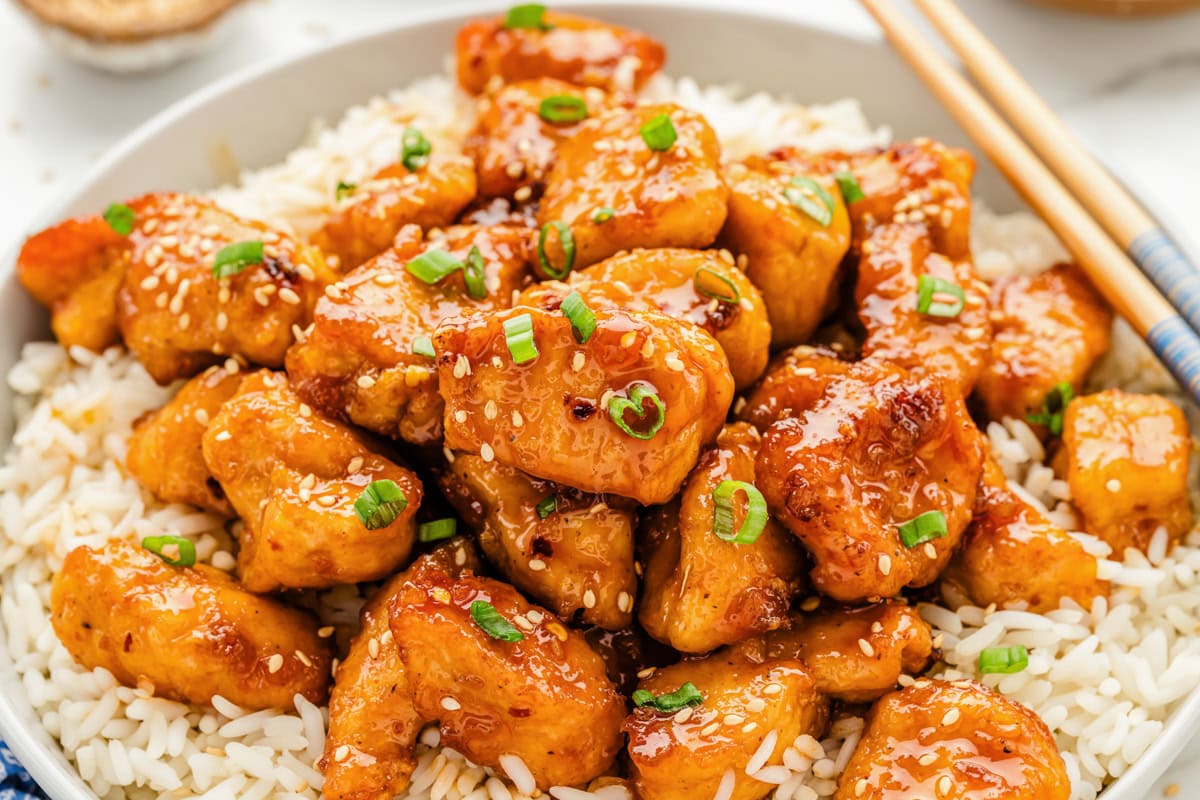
left=2, top=68, right=1198, bottom=800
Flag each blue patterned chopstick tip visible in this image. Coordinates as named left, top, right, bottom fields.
left=1147, top=316, right=1200, bottom=402
left=1129, top=229, right=1200, bottom=334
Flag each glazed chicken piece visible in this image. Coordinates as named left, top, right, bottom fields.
left=942, top=457, right=1107, bottom=613
left=50, top=539, right=332, bottom=710
left=388, top=570, right=626, bottom=790
left=455, top=9, right=665, bottom=94
left=313, top=154, right=477, bottom=272
left=975, top=263, right=1112, bottom=425
left=320, top=538, right=481, bottom=800
left=625, top=645, right=828, bottom=800
left=286, top=224, right=532, bottom=445
left=438, top=452, right=637, bottom=629
left=762, top=602, right=933, bottom=703
left=756, top=360, right=985, bottom=603
left=639, top=423, right=805, bottom=653
left=201, top=370, right=423, bottom=592
left=737, top=345, right=851, bottom=432
left=126, top=365, right=243, bottom=515
left=538, top=104, right=729, bottom=270
left=435, top=305, right=733, bottom=505
left=719, top=151, right=851, bottom=347
left=835, top=679, right=1070, bottom=800
left=1057, top=388, right=1193, bottom=554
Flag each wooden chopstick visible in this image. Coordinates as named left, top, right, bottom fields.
left=857, top=0, right=1200, bottom=402
left=913, top=0, right=1200, bottom=336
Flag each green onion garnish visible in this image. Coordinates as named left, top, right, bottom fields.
left=711, top=480, right=768, bottom=544
left=406, top=249, right=463, bottom=284
left=418, top=518, right=457, bottom=543
left=103, top=203, right=135, bottom=236
left=560, top=291, right=596, bottom=344
left=782, top=176, right=836, bottom=227
left=897, top=510, right=948, bottom=549
left=537, top=221, right=575, bottom=280
left=632, top=682, right=703, bottom=713
left=538, top=95, right=588, bottom=124
left=401, top=127, right=432, bottom=172
left=470, top=600, right=524, bottom=642
left=504, top=313, right=539, bottom=364
left=504, top=3, right=550, bottom=30
left=978, top=645, right=1029, bottom=675
left=212, top=240, right=264, bottom=278
left=335, top=181, right=356, bottom=201
left=592, top=207, right=615, bottom=224
left=141, top=535, right=196, bottom=568
left=640, top=112, right=677, bottom=152
left=536, top=495, right=557, bottom=519
left=413, top=335, right=435, bottom=358
left=464, top=245, right=488, bottom=300
left=354, top=479, right=409, bottom=530
left=834, top=170, right=865, bottom=204
left=1026, top=381, right=1075, bottom=436
left=608, top=383, right=666, bottom=440
left=916, top=275, right=966, bottom=318
left=693, top=266, right=740, bottom=304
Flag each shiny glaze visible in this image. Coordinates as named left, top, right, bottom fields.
left=434, top=304, right=732, bottom=505
left=639, top=423, right=806, bottom=653
left=50, top=539, right=332, bottom=710
left=287, top=224, right=532, bottom=445
left=582, top=625, right=680, bottom=696
left=834, top=679, right=1070, bottom=800
left=201, top=370, right=423, bottom=592
left=737, top=345, right=851, bottom=432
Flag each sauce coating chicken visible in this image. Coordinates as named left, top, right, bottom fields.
left=756, top=360, right=985, bottom=602
left=438, top=452, right=637, bottom=629
left=388, top=570, right=626, bottom=790
left=435, top=305, right=733, bottom=505
left=287, top=224, right=532, bottom=445
left=737, top=345, right=851, bottom=432
left=50, top=539, right=332, bottom=710
left=639, top=423, right=805, bottom=653
left=202, top=370, right=423, bottom=592
left=835, top=679, right=1070, bottom=800
left=538, top=104, right=728, bottom=270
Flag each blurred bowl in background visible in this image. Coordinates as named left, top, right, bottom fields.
left=1028, top=0, right=1200, bottom=14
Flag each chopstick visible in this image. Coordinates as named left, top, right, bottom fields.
left=913, top=0, right=1200, bottom=336
left=857, top=0, right=1200, bottom=402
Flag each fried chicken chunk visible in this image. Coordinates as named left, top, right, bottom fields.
left=455, top=10, right=665, bottom=94
left=202, top=371, right=423, bottom=592
left=435, top=305, right=733, bottom=505
left=756, top=361, right=985, bottom=602
left=639, top=423, right=805, bottom=653
left=287, top=224, right=531, bottom=445
left=388, top=571, right=625, bottom=790
left=1058, top=389, right=1193, bottom=554
left=126, top=365, right=243, bottom=515
left=737, top=346, right=851, bottom=432
left=975, top=263, right=1112, bottom=425
left=50, top=539, right=331, bottom=710
left=835, top=680, right=1070, bottom=800
left=438, top=453, right=637, bottom=629
left=538, top=104, right=728, bottom=270
left=625, top=645, right=828, bottom=800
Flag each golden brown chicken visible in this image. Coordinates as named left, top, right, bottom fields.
left=639, top=423, right=805, bottom=653
left=286, top=224, right=532, bottom=445
left=756, top=360, right=985, bottom=603
left=737, top=345, right=851, bottom=432
left=201, top=370, right=423, bottom=592
left=538, top=104, right=728, bottom=271
left=434, top=304, right=733, bottom=505
left=388, top=569, right=626, bottom=790
left=50, top=539, right=332, bottom=710
left=835, top=679, right=1070, bottom=800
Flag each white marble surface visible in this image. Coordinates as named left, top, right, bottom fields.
left=1, top=0, right=1199, bottom=796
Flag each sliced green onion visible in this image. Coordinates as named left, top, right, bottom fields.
left=504, top=313, right=539, bottom=364
left=537, top=221, right=575, bottom=280
left=711, top=480, right=768, bottom=544
left=212, top=240, right=264, bottom=278
left=608, top=383, right=666, bottom=440
left=897, top=510, right=948, bottom=549
left=834, top=170, right=865, bottom=204
left=978, top=645, right=1029, bottom=675
left=413, top=335, right=436, bottom=358
left=335, top=181, right=356, bottom=201
left=470, top=600, right=524, bottom=642
left=694, top=266, right=740, bottom=305
left=418, top=518, right=457, bottom=543
left=504, top=3, right=550, bottom=30
left=1026, top=381, right=1075, bottom=436
left=640, top=112, right=677, bottom=152
left=103, top=203, right=135, bottom=236
left=401, top=127, right=432, bottom=172
left=592, top=207, right=615, bottom=224
left=536, top=495, right=557, bottom=519
left=406, top=249, right=463, bottom=284
left=141, top=535, right=196, bottom=568
left=354, top=479, right=409, bottom=530
left=560, top=291, right=596, bottom=344
left=538, top=95, right=588, bottom=124
left=632, top=681, right=703, bottom=713
left=916, top=274, right=966, bottom=318
left=464, top=245, right=488, bottom=300
left=782, top=176, right=835, bottom=227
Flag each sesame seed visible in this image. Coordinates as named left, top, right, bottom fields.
left=746, top=697, right=766, bottom=713
left=674, top=707, right=693, bottom=724
left=505, top=162, right=524, bottom=179
left=528, top=558, right=547, bottom=571
left=491, top=356, right=503, bottom=369
left=525, top=609, right=545, bottom=624
left=279, top=287, right=302, bottom=305
left=454, top=410, right=467, bottom=424
left=143, top=218, right=159, bottom=234
left=193, top=408, right=209, bottom=426
left=512, top=410, right=524, bottom=427
left=513, top=614, right=535, bottom=632
left=665, top=354, right=685, bottom=372
left=454, top=548, right=466, bottom=566
left=620, top=331, right=637, bottom=349
left=216, top=312, right=228, bottom=331
left=295, top=650, right=313, bottom=667
left=267, top=654, right=284, bottom=674
left=140, top=275, right=159, bottom=291
left=871, top=621, right=884, bottom=634
left=514, top=186, right=533, bottom=202
left=701, top=722, right=720, bottom=736
left=348, top=457, right=363, bottom=472
left=373, top=273, right=395, bottom=287
left=937, top=776, right=952, bottom=796
left=878, top=554, right=892, bottom=576
left=480, top=443, right=495, bottom=462
left=617, top=591, right=632, bottom=613
left=299, top=403, right=312, bottom=418
left=942, top=708, right=961, bottom=726
left=924, top=542, right=938, bottom=559
left=858, top=638, right=875, bottom=657
left=214, top=430, right=232, bottom=442
left=357, top=374, right=376, bottom=389
left=317, top=626, right=335, bottom=638
left=325, top=284, right=344, bottom=300
left=453, top=355, right=470, bottom=379
left=334, top=745, right=350, bottom=762
left=723, top=713, right=745, bottom=726
left=572, top=352, right=586, bottom=372
left=224, top=358, right=240, bottom=374
left=636, top=667, right=656, bottom=679
left=441, top=696, right=462, bottom=711
left=762, top=683, right=782, bottom=696
left=918, top=753, right=938, bottom=767
left=431, top=587, right=452, bottom=604
left=855, top=779, right=867, bottom=797
left=741, top=722, right=757, bottom=733
left=297, top=263, right=316, bottom=282
left=1106, top=479, right=1121, bottom=492
left=484, top=400, right=497, bottom=420
left=583, top=590, right=597, bottom=609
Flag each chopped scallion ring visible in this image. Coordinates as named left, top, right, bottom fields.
left=607, top=383, right=665, bottom=440
left=538, top=95, right=588, bottom=124
left=834, top=170, right=865, bottom=204
left=212, top=240, right=264, bottom=278
left=504, top=313, right=539, bottom=364
left=413, top=335, right=435, bottom=358
left=711, top=480, right=768, bottom=544
left=141, top=535, right=196, bottom=568
left=640, top=112, right=677, bottom=151
left=354, top=479, right=409, bottom=530
left=401, top=127, right=432, bottom=172
left=592, top=207, right=615, bottom=224
left=693, top=266, right=740, bottom=304
left=631, top=682, right=703, bottom=713
left=536, top=495, right=558, bottom=519
left=915, top=274, right=966, bottom=318
left=464, top=245, right=488, bottom=300
left=335, top=181, right=357, bottom=201
left=504, top=3, right=551, bottom=30
left=470, top=600, right=524, bottom=642
left=560, top=291, right=596, bottom=343
left=1026, top=381, right=1075, bottom=436
left=103, top=203, right=135, bottom=236
left=418, top=518, right=457, bottom=543
left=978, top=645, right=1029, bottom=675
left=406, top=249, right=464, bottom=284
left=537, top=221, right=575, bottom=279
left=782, top=176, right=835, bottom=227
left=897, top=510, right=948, bottom=549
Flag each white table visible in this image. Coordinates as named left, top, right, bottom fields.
left=2, top=0, right=1199, bottom=795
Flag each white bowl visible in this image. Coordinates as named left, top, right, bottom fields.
left=0, top=2, right=1192, bottom=798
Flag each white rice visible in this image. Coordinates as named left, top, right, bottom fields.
left=3, top=68, right=1198, bottom=800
